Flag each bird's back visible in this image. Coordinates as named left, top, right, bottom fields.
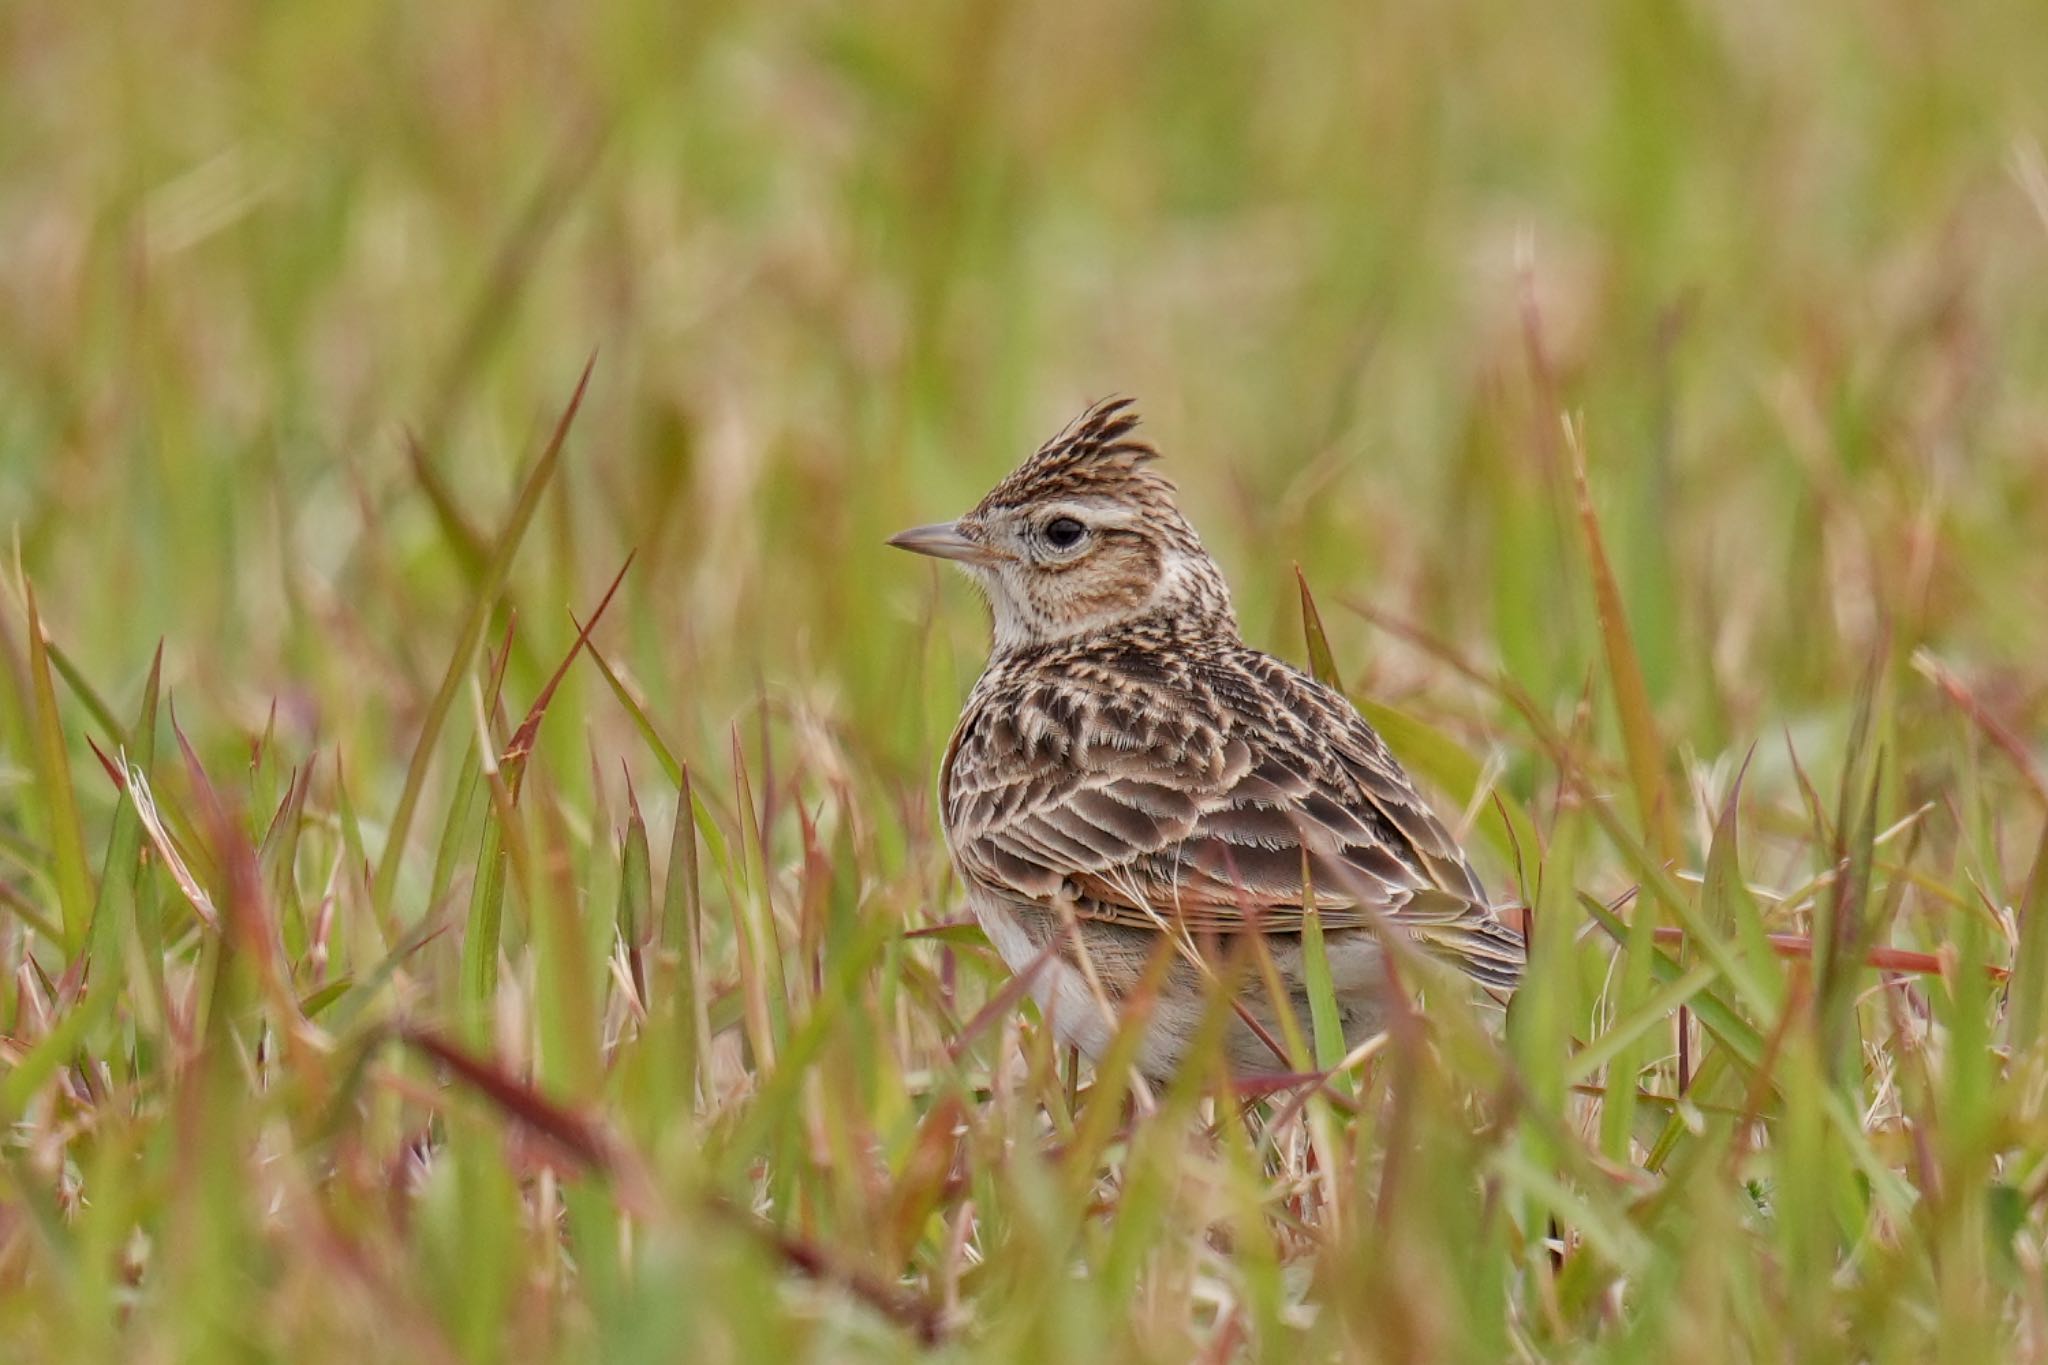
left=941, top=621, right=1520, bottom=994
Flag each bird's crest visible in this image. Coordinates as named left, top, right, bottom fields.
left=975, top=397, right=1167, bottom=512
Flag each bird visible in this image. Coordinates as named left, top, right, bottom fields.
left=890, top=398, right=1522, bottom=1080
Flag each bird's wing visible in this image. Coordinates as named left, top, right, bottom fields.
left=942, top=648, right=1522, bottom=990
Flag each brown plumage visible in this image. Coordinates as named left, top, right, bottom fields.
left=892, top=398, right=1522, bottom=1078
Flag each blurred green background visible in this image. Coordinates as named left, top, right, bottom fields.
left=9, top=0, right=2046, bottom=771
left=5, top=0, right=2048, bottom=1358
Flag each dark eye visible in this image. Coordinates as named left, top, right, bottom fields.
left=1043, top=516, right=1086, bottom=550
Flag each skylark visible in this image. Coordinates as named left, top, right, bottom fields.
left=893, top=399, right=1523, bottom=1079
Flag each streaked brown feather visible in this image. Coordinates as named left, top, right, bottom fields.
left=942, top=627, right=1522, bottom=990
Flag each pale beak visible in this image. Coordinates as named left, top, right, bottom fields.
left=887, top=520, right=992, bottom=564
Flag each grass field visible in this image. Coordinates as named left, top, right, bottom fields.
left=5, top=0, right=2048, bottom=1358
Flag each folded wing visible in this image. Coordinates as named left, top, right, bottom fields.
left=943, top=648, right=1523, bottom=990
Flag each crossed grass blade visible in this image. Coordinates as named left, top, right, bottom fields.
left=1298, top=566, right=1540, bottom=877
left=372, top=354, right=597, bottom=916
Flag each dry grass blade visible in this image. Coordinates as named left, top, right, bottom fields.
left=1645, top=924, right=1996, bottom=980
left=702, top=1199, right=950, bottom=1346
left=171, top=706, right=327, bottom=1059
left=499, top=550, right=635, bottom=796
left=123, top=758, right=219, bottom=929
left=1913, top=649, right=2048, bottom=809
left=947, top=945, right=1053, bottom=1059
left=398, top=1025, right=656, bottom=1214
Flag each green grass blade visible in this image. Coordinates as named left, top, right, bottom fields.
left=23, top=583, right=94, bottom=952
left=2009, top=820, right=2048, bottom=1057
left=1299, top=566, right=1540, bottom=874
left=1296, top=861, right=1346, bottom=1076
left=371, top=355, right=595, bottom=914
left=1295, top=564, right=1345, bottom=692
left=1563, top=420, right=1680, bottom=862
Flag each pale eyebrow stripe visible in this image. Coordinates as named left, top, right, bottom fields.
left=1037, top=498, right=1142, bottom=525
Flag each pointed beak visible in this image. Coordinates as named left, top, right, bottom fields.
left=887, top=520, right=992, bottom=565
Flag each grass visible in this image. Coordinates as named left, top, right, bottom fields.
left=4, top=0, right=2048, bottom=1358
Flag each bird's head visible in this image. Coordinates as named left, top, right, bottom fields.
left=890, top=399, right=1238, bottom=650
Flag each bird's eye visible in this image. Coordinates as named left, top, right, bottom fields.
left=1042, top=516, right=1087, bottom=550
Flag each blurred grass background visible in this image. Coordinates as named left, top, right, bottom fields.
left=3, top=0, right=2048, bottom=1359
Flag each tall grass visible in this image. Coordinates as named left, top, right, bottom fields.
left=4, top=0, right=2048, bottom=1358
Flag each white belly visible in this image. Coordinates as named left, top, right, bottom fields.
left=968, top=890, right=1120, bottom=1062
left=966, top=889, right=1393, bottom=1079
